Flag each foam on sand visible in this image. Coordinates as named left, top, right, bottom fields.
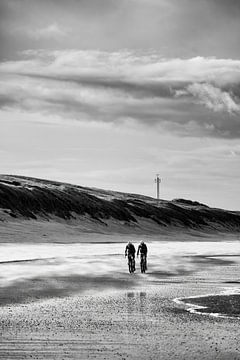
left=174, top=288, right=240, bottom=319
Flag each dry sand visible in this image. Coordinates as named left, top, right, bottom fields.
left=1, top=217, right=238, bottom=243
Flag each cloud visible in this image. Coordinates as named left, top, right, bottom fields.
left=176, top=83, right=240, bottom=114
left=209, top=0, right=240, bottom=15
left=0, top=51, right=240, bottom=138
left=29, top=23, right=68, bottom=40
left=2, top=0, right=240, bottom=62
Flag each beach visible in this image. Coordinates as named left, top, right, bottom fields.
left=1, top=0, right=240, bottom=357
left=1, top=238, right=240, bottom=359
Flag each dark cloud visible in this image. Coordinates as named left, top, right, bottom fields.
left=0, top=95, right=18, bottom=108
left=17, top=72, right=180, bottom=99
left=1, top=0, right=240, bottom=60
left=209, top=0, right=240, bottom=15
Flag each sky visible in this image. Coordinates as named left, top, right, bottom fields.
left=0, top=0, right=240, bottom=210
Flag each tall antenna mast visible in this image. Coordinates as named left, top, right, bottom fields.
left=155, top=174, right=161, bottom=203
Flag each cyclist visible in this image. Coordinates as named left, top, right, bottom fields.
left=125, top=241, right=136, bottom=272
left=137, top=240, right=148, bottom=271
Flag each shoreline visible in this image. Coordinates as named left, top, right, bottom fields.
left=174, top=290, right=240, bottom=320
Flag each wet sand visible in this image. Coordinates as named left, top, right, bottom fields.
left=1, top=241, right=240, bottom=359
left=1, top=286, right=240, bottom=359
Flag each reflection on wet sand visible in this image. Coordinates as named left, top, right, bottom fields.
left=124, top=291, right=149, bottom=348
left=126, top=291, right=148, bottom=319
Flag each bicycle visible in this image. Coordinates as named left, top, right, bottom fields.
left=140, top=254, right=147, bottom=273
left=127, top=254, right=135, bottom=273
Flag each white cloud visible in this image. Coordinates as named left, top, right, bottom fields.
left=177, top=83, right=240, bottom=114
left=29, top=23, right=68, bottom=40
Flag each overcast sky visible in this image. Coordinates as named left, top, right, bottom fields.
left=0, top=0, right=240, bottom=210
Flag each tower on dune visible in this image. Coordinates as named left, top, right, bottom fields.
left=154, top=174, right=161, bottom=203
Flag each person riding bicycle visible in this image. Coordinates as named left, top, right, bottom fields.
left=125, top=241, right=136, bottom=272
left=137, top=240, right=148, bottom=270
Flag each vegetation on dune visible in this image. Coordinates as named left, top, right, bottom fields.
left=0, top=175, right=239, bottom=232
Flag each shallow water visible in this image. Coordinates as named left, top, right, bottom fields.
left=0, top=241, right=239, bottom=283
left=1, top=241, right=240, bottom=302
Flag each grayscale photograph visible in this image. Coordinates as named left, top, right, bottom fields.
left=0, top=0, right=240, bottom=359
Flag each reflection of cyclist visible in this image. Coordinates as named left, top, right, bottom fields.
left=137, top=241, right=148, bottom=270
left=125, top=242, right=136, bottom=272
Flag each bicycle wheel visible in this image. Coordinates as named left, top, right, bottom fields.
left=141, top=256, right=146, bottom=273
left=128, top=260, right=132, bottom=273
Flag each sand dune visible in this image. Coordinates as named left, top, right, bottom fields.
left=0, top=175, right=240, bottom=238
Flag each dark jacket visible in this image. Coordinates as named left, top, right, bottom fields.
left=137, top=243, right=147, bottom=256
left=125, top=243, right=136, bottom=256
